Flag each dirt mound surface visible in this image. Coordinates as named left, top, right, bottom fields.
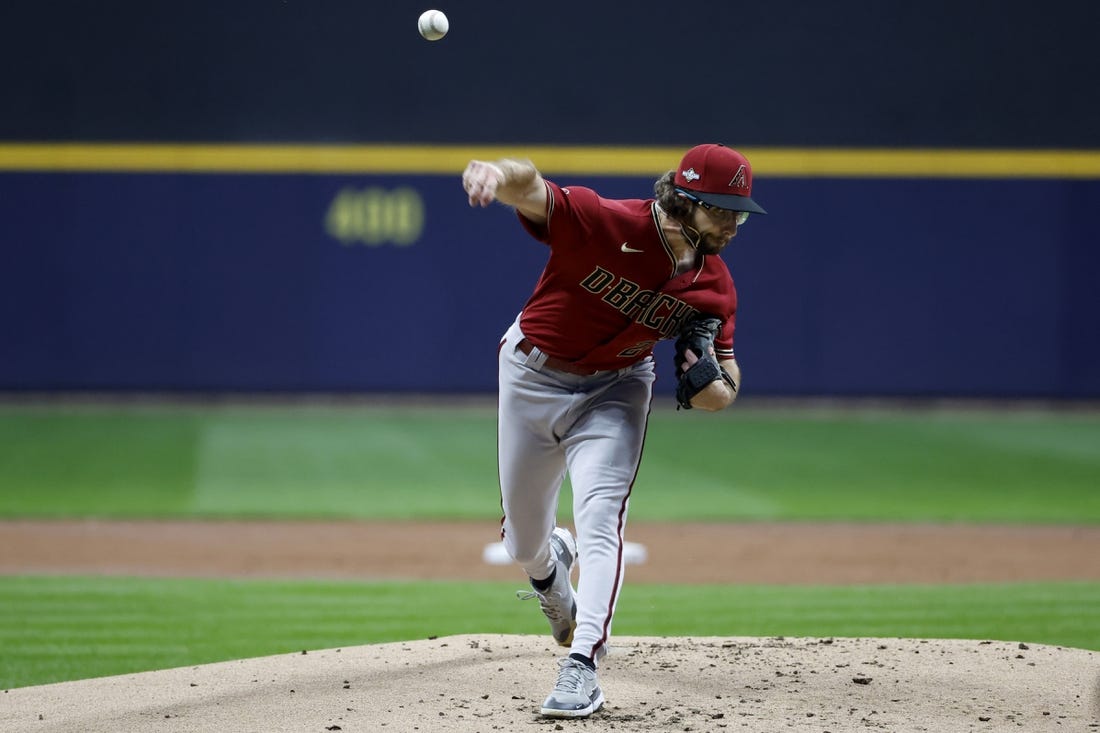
left=4, top=634, right=1097, bottom=732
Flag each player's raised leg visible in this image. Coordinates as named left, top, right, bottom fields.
left=498, top=321, right=578, bottom=643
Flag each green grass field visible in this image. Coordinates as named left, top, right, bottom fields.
left=2, top=403, right=1098, bottom=521
left=2, top=576, right=1096, bottom=689
left=1, top=401, right=1098, bottom=689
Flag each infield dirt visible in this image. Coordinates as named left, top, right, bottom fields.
left=2, top=519, right=1099, bottom=584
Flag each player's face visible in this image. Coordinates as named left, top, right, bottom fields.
left=689, top=204, right=741, bottom=255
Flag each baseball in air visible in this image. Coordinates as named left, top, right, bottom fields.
left=418, top=10, right=449, bottom=41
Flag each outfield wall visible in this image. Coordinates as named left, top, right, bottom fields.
left=2, top=155, right=1098, bottom=398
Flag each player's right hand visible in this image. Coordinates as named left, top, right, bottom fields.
left=462, top=160, right=505, bottom=207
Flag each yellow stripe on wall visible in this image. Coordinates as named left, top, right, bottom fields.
left=1, top=143, right=1099, bottom=178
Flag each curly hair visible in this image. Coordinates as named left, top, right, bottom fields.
left=653, top=171, right=694, bottom=223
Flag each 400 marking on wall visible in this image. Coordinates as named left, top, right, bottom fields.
left=324, top=186, right=424, bottom=246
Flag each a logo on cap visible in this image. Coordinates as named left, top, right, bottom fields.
left=682, top=167, right=701, bottom=182
left=728, top=165, right=747, bottom=190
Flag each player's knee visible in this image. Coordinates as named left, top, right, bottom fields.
left=504, top=537, right=543, bottom=566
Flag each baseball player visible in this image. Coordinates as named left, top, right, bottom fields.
left=461, top=144, right=765, bottom=718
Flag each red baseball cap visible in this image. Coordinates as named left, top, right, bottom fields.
left=673, top=144, right=767, bottom=215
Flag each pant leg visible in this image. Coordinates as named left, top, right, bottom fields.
left=497, top=322, right=570, bottom=579
left=561, top=361, right=655, bottom=662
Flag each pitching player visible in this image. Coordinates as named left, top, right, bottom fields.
left=462, top=144, right=765, bottom=718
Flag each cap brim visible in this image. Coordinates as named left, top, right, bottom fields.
left=692, top=191, right=767, bottom=215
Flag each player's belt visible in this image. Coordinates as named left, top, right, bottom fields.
left=517, top=338, right=601, bottom=376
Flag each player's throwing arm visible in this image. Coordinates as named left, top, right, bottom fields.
left=463, top=159, right=548, bottom=223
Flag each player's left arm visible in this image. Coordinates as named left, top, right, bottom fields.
left=683, top=353, right=740, bottom=411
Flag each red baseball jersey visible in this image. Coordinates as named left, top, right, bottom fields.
left=517, top=180, right=737, bottom=372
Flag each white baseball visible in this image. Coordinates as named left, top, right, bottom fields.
left=417, top=10, right=449, bottom=41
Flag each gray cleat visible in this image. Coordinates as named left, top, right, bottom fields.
left=540, top=656, right=604, bottom=718
left=517, top=526, right=578, bottom=646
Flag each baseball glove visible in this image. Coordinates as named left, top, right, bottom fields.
left=673, top=314, right=735, bottom=409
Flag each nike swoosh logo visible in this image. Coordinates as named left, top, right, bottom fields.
left=621, top=242, right=644, bottom=253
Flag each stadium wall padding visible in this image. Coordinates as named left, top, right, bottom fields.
left=3, top=170, right=1097, bottom=397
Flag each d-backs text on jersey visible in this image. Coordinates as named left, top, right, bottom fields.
left=580, top=266, right=699, bottom=338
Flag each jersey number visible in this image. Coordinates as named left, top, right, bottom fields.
left=617, top=340, right=656, bottom=358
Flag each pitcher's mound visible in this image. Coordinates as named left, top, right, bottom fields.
left=4, top=635, right=1097, bottom=732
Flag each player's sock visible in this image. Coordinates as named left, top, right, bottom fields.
left=568, top=653, right=595, bottom=670
left=531, top=567, right=557, bottom=592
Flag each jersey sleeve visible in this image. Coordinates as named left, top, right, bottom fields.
left=516, top=180, right=601, bottom=250
left=715, top=315, right=736, bottom=360
left=714, top=285, right=737, bottom=360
